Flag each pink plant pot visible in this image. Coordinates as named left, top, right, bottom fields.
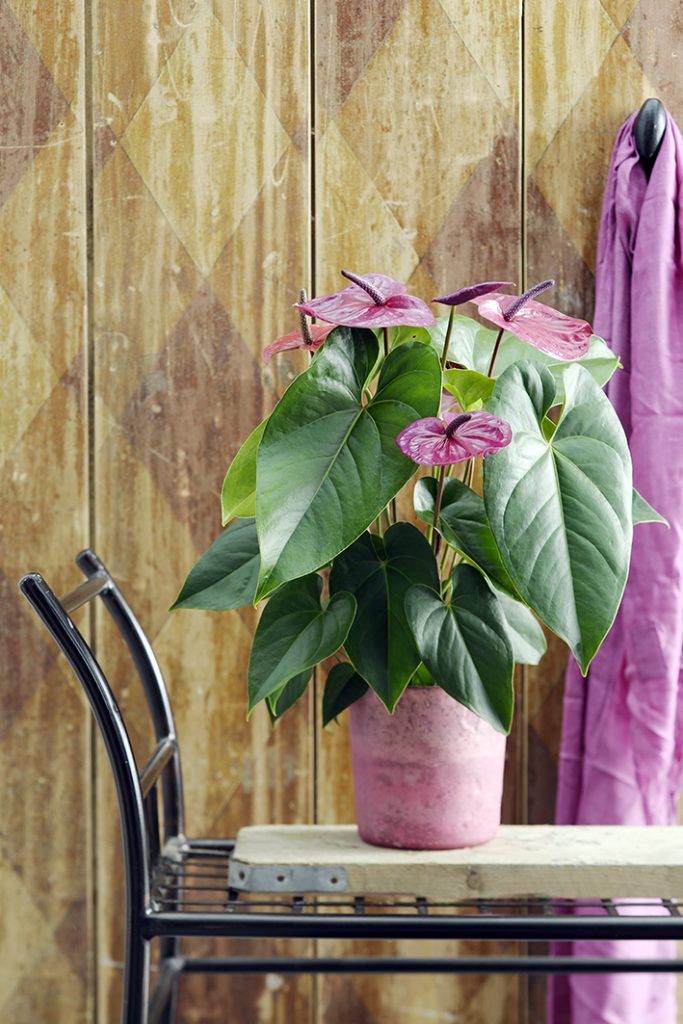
left=348, top=687, right=506, bottom=850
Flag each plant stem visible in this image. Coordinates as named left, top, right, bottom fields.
left=464, top=457, right=475, bottom=490
left=431, top=465, right=446, bottom=555
left=390, top=496, right=397, bottom=523
left=438, top=536, right=451, bottom=577
left=382, top=506, right=392, bottom=532
left=440, top=305, right=456, bottom=370
left=383, top=325, right=390, bottom=358
left=486, top=327, right=505, bottom=377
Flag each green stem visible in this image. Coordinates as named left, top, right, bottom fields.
left=390, top=496, right=397, bottom=523
left=382, top=507, right=392, bottom=532
left=438, top=536, right=451, bottom=578
left=464, top=457, right=475, bottom=490
left=440, top=305, right=456, bottom=370
left=430, top=465, right=447, bottom=555
left=486, top=327, right=505, bottom=377
left=383, top=326, right=390, bottom=358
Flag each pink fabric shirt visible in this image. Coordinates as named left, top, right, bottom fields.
left=549, top=109, right=683, bottom=1023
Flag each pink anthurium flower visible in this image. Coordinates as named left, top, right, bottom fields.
left=471, top=279, right=592, bottom=360
left=433, top=281, right=514, bottom=306
left=396, top=411, right=512, bottom=466
left=440, top=388, right=459, bottom=417
left=262, top=322, right=334, bottom=363
left=296, top=270, right=436, bottom=329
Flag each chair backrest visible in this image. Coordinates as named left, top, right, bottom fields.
left=19, top=549, right=185, bottom=912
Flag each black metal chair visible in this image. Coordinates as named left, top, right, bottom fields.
left=19, top=551, right=683, bottom=1024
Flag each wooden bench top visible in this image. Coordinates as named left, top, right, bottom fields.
left=228, top=824, right=683, bottom=899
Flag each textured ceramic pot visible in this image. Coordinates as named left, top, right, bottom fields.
left=348, top=686, right=506, bottom=850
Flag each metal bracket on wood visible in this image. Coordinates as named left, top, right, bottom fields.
left=228, top=860, right=349, bottom=893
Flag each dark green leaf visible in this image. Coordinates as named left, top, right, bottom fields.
left=267, top=670, right=311, bottom=722
left=484, top=361, right=632, bottom=673
left=255, top=329, right=441, bottom=600
left=330, top=523, right=439, bottom=711
left=248, top=574, right=356, bottom=712
left=493, top=589, right=547, bottom=666
left=405, top=565, right=515, bottom=734
left=632, top=487, right=668, bottom=526
left=171, top=518, right=259, bottom=611
left=413, top=476, right=516, bottom=595
left=221, top=418, right=267, bottom=524
left=407, top=661, right=435, bottom=687
left=322, top=663, right=368, bottom=726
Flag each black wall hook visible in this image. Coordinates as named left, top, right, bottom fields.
left=634, top=98, right=667, bottom=173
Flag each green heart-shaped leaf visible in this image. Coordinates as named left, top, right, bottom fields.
left=484, top=361, right=632, bottom=674
left=405, top=565, right=514, bottom=734
left=221, top=418, right=267, bottom=524
left=493, top=588, right=547, bottom=666
left=442, top=368, right=495, bottom=410
left=322, top=663, right=368, bottom=726
left=413, top=476, right=516, bottom=595
left=171, top=518, right=259, bottom=611
left=330, top=523, right=439, bottom=710
left=248, top=574, right=356, bottom=712
left=431, top=315, right=620, bottom=400
left=267, top=669, right=312, bottom=722
left=382, top=324, right=433, bottom=350
left=255, top=329, right=441, bottom=600
left=632, top=487, right=668, bottom=526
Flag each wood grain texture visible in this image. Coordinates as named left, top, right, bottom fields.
left=315, top=2, right=521, bottom=1020
left=93, top=2, right=313, bottom=1021
left=0, top=0, right=90, bottom=1021
left=4, top=1, right=683, bottom=1021
left=233, top=824, right=683, bottom=899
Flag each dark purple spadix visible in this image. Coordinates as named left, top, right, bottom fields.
left=445, top=413, right=472, bottom=437
left=298, top=288, right=313, bottom=345
left=503, top=279, right=554, bottom=322
left=341, top=269, right=385, bottom=305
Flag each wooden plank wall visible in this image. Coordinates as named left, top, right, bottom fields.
left=2, top=1, right=682, bottom=1022
left=0, top=0, right=91, bottom=1021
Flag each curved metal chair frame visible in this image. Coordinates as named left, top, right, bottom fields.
left=19, top=551, right=683, bottom=1024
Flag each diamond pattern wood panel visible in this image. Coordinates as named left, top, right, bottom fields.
left=93, top=2, right=313, bottom=1021
left=4, top=1, right=683, bottom=1022
left=0, top=1, right=90, bottom=1022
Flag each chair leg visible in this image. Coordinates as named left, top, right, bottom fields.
left=157, top=938, right=181, bottom=1024
left=122, top=922, right=151, bottom=1024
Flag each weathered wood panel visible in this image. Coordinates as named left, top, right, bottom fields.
left=92, top=2, right=313, bottom=1020
left=233, top=824, right=683, bottom=899
left=4, top=1, right=683, bottom=1021
left=0, top=0, right=89, bottom=1021
left=315, top=1, right=522, bottom=1020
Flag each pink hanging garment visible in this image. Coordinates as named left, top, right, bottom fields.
left=548, top=109, right=683, bottom=1023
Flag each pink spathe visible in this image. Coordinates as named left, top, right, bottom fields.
left=549, top=110, right=683, bottom=1023
left=348, top=687, right=506, bottom=850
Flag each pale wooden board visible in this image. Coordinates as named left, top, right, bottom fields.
left=232, top=824, right=683, bottom=899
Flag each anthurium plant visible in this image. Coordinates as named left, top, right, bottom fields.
left=173, top=272, right=666, bottom=735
